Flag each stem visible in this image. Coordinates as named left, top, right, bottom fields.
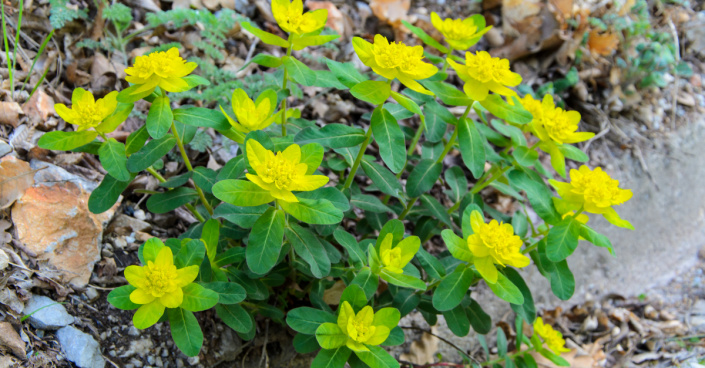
left=97, top=131, right=108, bottom=141
left=441, top=47, right=454, bottom=73
left=146, top=167, right=206, bottom=222
left=521, top=242, right=538, bottom=254
left=436, top=128, right=459, bottom=165
left=170, top=121, right=214, bottom=216
left=280, top=39, right=293, bottom=136
left=470, top=166, right=511, bottom=195
left=398, top=197, right=418, bottom=220
left=343, top=120, right=374, bottom=189
left=481, top=347, right=536, bottom=366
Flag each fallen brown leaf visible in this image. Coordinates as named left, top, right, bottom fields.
left=322, top=280, right=346, bottom=305
left=530, top=342, right=606, bottom=368
left=0, top=102, right=23, bottom=128
left=306, top=1, right=347, bottom=37
left=0, top=322, right=26, bottom=358
left=22, top=88, right=55, bottom=126
left=587, top=30, right=619, bottom=56
left=369, top=0, right=410, bottom=26
left=0, top=156, right=35, bottom=209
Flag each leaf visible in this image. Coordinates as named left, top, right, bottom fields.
left=286, top=307, right=337, bottom=334
left=487, top=272, right=524, bottom=305
left=172, top=107, right=230, bottom=130
left=107, top=285, right=139, bottom=310
left=97, top=139, right=129, bottom=182
left=479, top=95, right=532, bottom=125
left=433, top=265, right=474, bottom=311
left=174, top=239, right=206, bottom=268
left=550, top=259, right=575, bottom=300
left=88, top=174, right=132, bottom=214
left=380, top=269, right=426, bottom=290
left=341, top=284, right=368, bottom=309
left=334, top=229, right=366, bottom=269
left=212, top=179, right=275, bottom=207
left=294, top=124, right=366, bottom=149
left=504, top=268, right=536, bottom=323
left=192, top=166, right=217, bottom=193
left=300, top=143, right=324, bottom=174
left=246, top=208, right=285, bottom=275
left=146, top=187, right=199, bottom=213
left=423, top=81, right=473, bottom=106
left=279, top=198, right=343, bottom=225
left=419, top=195, right=452, bottom=227
left=351, top=268, right=379, bottom=299
left=445, top=166, right=468, bottom=203
left=507, top=170, right=561, bottom=224
left=466, top=298, right=492, bottom=334
left=513, top=147, right=539, bottom=167
left=251, top=54, right=282, bottom=68
left=217, top=156, right=246, bottom=181
left=200, top=282, right=246, bottom=304
left=325, top=59, right=367, bottom=88
left=416, top=248, right=446, bottom=280
left=350, top=80, right=391, bottom=105
left=216, top=303, right=253, bottom=333
left=180, top=283, right=219, bottom=312
left=168, top=308, right=203, bottom=357
left=126, top=135, right=177, bottom=173
left=580, top=224, right=615, bottom=256
left=293, top=333, right=320, bottom=354
left=313, top=70, right=348, bottom=90
left=98, top=102, right=134, bottom=133
left=406, top=159, right=443, bottom=198
left=38, top=130, right=98, bottom=151
left=356, top=345, right=400, bottom=368
left=361, top=158, right=403, bottom=198
left=401, top=20, right=448, bottom=53
left=311, top=346, right=351, bottom=368
left=286, top=223, right=332, bottom=278
left=371, top=107, right=406, bottom=173
left=457, top=118, right=486, bottom=179
left=381, top=326, right=405, bottom=346
left=241, top=22, right=289, bottom=47
left=443, top=304, right=470, bottom=337
left=201, top=218, right=219, bottom=262
left=351, top=194, right=392, bottom=213
left=391, top=91, right=423, bottom=120
left=315, top=323, right=348, bottom=349
left=283, top=56, right=317, bottom=86
left=146, top=96, right=173, bottom=139
left=213, top=203, right=269, bottom=229
left=546, top=217, right=581, bottom=262
left=125, top=125, right=150, bottom=155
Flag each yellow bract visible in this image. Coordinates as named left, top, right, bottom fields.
left=353, top=35, right=438, bottom=95
left=430, top=12, right=491, bottom=51
left=246, top=140, right=329, bottom=203
left=549, top=166, right=633, bottom=229
left=54, top=88, right=118, bottom=131
left=221, top=89, right=276, bottom=133
left=338, top=302, right=391, bottom=352
left=378, top=234, right=420, bottom=274
left=124, top=246, right=199, bottom=329
left=125, top=47, right=197, bottom=95
left=448, top=51, right=521, bottom=101
left=521, top=94, right=594, bottom=145
left=534, top=317, right=570, bottom=354
left=272, top=0, right=327, bottom=35
left=467, top=211, right=529, bottom=283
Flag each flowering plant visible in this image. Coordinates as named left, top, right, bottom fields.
left=39, top=3, right=632, bottom=368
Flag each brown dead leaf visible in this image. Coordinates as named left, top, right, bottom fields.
left=587, top=30, right=619, bottom=56
left=0, top=102, right=23, bottom=128
left=22, top=89, right=55, bottom=126
left=0, top=156, right=35, bottom=209
left=369, top=0, right=410, bottom=26
left=322, top=280, right=346, bottom=305
left=531, top=342, right=606, bottom=368
left=399, top=327, right=440, bottom=364
left=306, top=1, right=347, bottom=37
left=549, top=0, right=573, bottom=19
left=0, top=322, right=26, bottom=358
left=618, top=0, right=636, bottom=16
left=502, top=0, right=543, bottom=36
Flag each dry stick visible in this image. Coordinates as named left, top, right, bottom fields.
left=399, top=326, right=480, bottom=366
left=667, top=15, right=681, bottom=131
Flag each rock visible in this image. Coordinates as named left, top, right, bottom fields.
left=0, top=141, right=11, bottom=157
left=0, top=249, right=8, bottom=270
left=23, top=295, right=74, bottom=330
left=107, top=214, right=152, bottom=234
left=0, top=288, right=24, bottom=314
left=0, top=322, right=26, bottom=358
left=12, top=162, right=118, bottom=287
left=0, top=156, right=35, bottom=209
left=57, top=326, right=105, bottom=368
left=84, top=288, right=100, bottom=302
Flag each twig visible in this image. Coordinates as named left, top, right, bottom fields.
left=666, top=15, right=680, bottom=131
left=400, top=326, right=480, bottom=365
left=259, top=319, right=270, bottom=368
left=243, top=38, right=260, bottom=66
left=582, top=127, right=610, bottom=154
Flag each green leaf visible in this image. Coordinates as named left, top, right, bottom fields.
left=351, top=268, right=379, bottom=300
left=125, top=125, right=149, bottom=155
left=424, top=101, right=455, bottom=142
left=213, top=203, right=269, bottom=229
left=251, top=53, right=282, bottom=68
left=433, top=265, right=474, bottom=311
left=295, top=124, right=366, bottom=149
left=146, top=187, right=199, bottom=214
left=292, top=34, right=339, bottom=50
left=558, top=144, right=589, bottom=163
left=241, top=22, right=289, bottom=47
left=361, top=159, right=403, bottom=198
left=371, top=107, right=406, bottom=173
left=401, top=20, right=448, bottom=53
left=286, top=223, right=331, bottom=278
left=539, top=348, right=571, bottom=367
left=160, top=172, right=192, bottom=188
left=175, top=239, right=206, bottom=268
left=247, top=208, right=285, bottom=275
left=212, top=179, right=275, bottom=207
left=513, top=147, right=539, bottom=167
left=279, top=198, right=343, bottom=225
left=416, top=248, right=446, bottom=280
left=423, top=81, right=473, bottom=106
left=504, top=268, right=536, bottom=323
left=550, top=259, right=575, bottom=300
left=181, top=75, right=210, bottom=90
left=355, top=345, right=400, bottom=368
left=172, top=107, right=230, bottom=130
left=350, top=80, right=391, bottom=105
left=312, top=346, right=351, bottom=368
left=406, top=159, right=443, bottom=198
left=217, top=156, right=245, bottom=181
left=88, top=174, right=132, bottom=214
left=443, top=304, right=470, bottom=337
left=296, top=187, right=350, bottom=212
left=487, top=272, right=524, bottom=305
left=313, top=70, right=348, bottom=89
left=201, top=218, right=219, bottom=262
left=167, top=308, right=203, bottom=357
left=445, top=166, right=468, bottom=203
left=334, top=229, right=366, bottom=269
left=300, top=143, right=325, bottom=174
left=38, top=130, right=98, bottom=151
left=180, top=283, right=219, bottom=312
left=580, top=224, right=614, bottom=255
left=466, top=298, right=492, bottom=334
left=98, top=138, right=130, bottom=182
left=97, top=102, right=134, bottom=133
left=287, top=307, right=337, bottom=334
left=341, top=284, right=368, bottom=309
left=117, top=83, right=156, bottom=103
left=201, top=282, right=246, bottom=304
left=146, top=96, right=173, bottom=139
left=420, top=195, right=452, bottom=227
left=216, top=303, right=253, bottom=333
left=391, top=91, right=423, bottom=120
left=315, top=323, right=348, bottom=350
left=480, top=95, right=533, bottom=124
left=351, top=194, right=392, bottom=213
left=126, top=135, right=177, bottom=173
left=507, top=170, right=561, bottom=224
left=325, top=59, right=367, bottom=88
left=546, top=217, right=581, bottom=262
left=107, top=285, right=139, bottom=310
left=497, top=327, right=508, bottom=357
left=382, top=326, right=405, bottom=346
left=283, top=56, right=317, bottom=86
left=293, top=333, right=320, bottom=354
left=492, top=120, right=526, bottom=146
left=192, top=167, right=217, bottom=193
left=380, top=269, right=426, bottom=290
left=457, top=118, right=486, bottom=179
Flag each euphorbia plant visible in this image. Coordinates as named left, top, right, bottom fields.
left=38, top=2, right=634, bottom=367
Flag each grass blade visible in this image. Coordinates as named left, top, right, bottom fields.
left=22, top=29, right=54, bottom=89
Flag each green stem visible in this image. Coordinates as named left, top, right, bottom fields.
left=97, top=131, right=108, bottom=141
left=436, top=128, right=459, bottom=165
left=170, top=121, right=214, bottom=216
left=281, top=39, right=293, bottom=136
left=441, top=47, right=454, bottom=73
left=481, top=347, right=536, bottom=366
left=471, top=166, right=511, bottom=195
left=521, top=242, right=538, bottom=254
left=146, top=166, right=206, bottom=222
left=398, top=197, right=418, bottom=221
left=343, top=115, right=375, bottom=189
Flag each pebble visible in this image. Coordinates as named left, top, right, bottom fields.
left=56, top=326, right=105, bottom=368
left=128, top=326, right=141, bottom=337
left=0, top=249, right=9, bottom=270
left=0, top=141, right=12, bottom=157
left=23, top=295, right=74, bottom=330
left=84, top=288, right=100, bottom=302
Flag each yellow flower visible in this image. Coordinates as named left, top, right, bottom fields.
left=315, top=301, right=400, bottom=352
left=466, top=210, right=529, bottom=283
left=272, top=0, right=327, bottom=35
left=124, top=246, right=199, bottom=329
left=378, top=234, right=420, bottom=274
left=353, top=35, right=439, bottom=95
left=533, top=317, right=570, bottom=354
left=54, top=88, right=118, bottom=131
left=246, top=140, right=329, bottom=203
left=549, top=166, right=633, bottom=229
left=125, top=47, right=197, bottom=95
left=430, top=12, right=491, bottom=51
left=448, top=51, right=522, bottom=101
left=220, top=89, right=277, bottom=133
left=522, top=94, right=594, bottom=145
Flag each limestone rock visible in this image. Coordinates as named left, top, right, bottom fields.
left=57, top=326, right=105, bottom=368
left=23, top=295, right=74, bottom=330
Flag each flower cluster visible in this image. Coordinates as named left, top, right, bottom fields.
left=377, top=234, right=420, bottom=274
left=430, top=12, right=491, bottom=51
left=448, top=51, right=522, bottom=101
left=221, top=89, right=277, bottom=134
left=533, top=317, right=570, bottom=354
left=124, top=47, right=197, bottom=96
left=467, top=210, right=529, bottom=283
left=316, top=301, right=400, bottom=352
left=521, top=94, right=594, bottom=145
left=54, top=89, right=118, bottom=131
left=272, top=0, right=327, bottom=35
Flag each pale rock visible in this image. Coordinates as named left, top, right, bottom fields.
left=108, top=214, right=152, bottom=233
left=23, top=295, right=74, bottom=330
left=84, top=288, right=100, bottom=302
left=57, top=326, right=105, bottom=368
left=0, top=288, right=24, bottom=314
left=0, top=249, right=8, bottom=270
left=0, top=141, right=11, bottom=157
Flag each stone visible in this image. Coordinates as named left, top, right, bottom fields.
left=56, top=326, right=105, bottom=368
left=12, top=162, right=118, bottom=287
left=23, top=295, right=74, bottom=330
left=84, top=288, right=100, bottom=302
left=0, top=322, right=26, bottom=358
left=107, top=214, right=152, bottom=234
left=0, top=249, right=8, bottom=270
left=0, top=141, right=11, bottom=157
